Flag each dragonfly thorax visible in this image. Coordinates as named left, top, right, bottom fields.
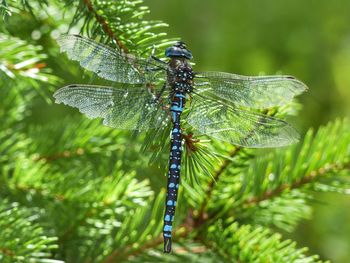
left=167, top=58, right=194, bottom=93
left=165, top=41, right=194, bottom=93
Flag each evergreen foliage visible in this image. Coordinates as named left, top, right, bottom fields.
left=1, top=0, right=349, bottom=262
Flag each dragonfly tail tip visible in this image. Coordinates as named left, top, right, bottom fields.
left=164, top=237, right=172, bottom=253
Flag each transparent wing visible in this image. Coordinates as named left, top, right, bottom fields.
left=53, top=84, right=170, bottom=130
left=194, top=71, right=308, bottom=109
left=187, top=96, right=299, bottom=148
left=57, top=34, right=163, bottom=84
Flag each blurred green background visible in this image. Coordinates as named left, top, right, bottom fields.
left=3, top=0, right=349, bottom=261
left=146, top=0, right=350, bottom=261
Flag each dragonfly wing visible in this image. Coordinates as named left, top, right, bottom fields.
left=53, top=85, right=170, bottom=130
left=58, top=35, right=150, bottom=84
left=194, top=71, right=307, bottom=109
left=187, top=97, right=299, bottom=148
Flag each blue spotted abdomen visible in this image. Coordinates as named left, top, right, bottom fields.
left=163, top=92, right=186, bottom=253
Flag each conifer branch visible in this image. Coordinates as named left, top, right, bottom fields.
left=2, top=0, right=349, bottom=260
left=102, top=235, right=164, bottom=263
left=34, top=148, right=86, bottom=162
left=103, top=221, right=193, bottom=262
left=244, top=161, right=349, bottom=206
left=82, top=0, right=129, bottom=53
left=12, top=183, right=65, bottom=201
left=58, top=210, right=94, bottom=244
left=197, top=146, right=242, bottom=220
left=197, top=109, right=272, bottom=221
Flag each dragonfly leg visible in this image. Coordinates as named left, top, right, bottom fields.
left=151, top=55, right=167, bottom=65
left=144, top=57, right=166, bottom=72
left=144, top=47, right=166, bottom=72
left=144, top=64, right=164, bottom=73
left=154, top=82, right=167, bottom=102
left=144, top=50, right=165, bottom=72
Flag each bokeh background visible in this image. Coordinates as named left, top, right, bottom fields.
left=2, top=0, right=349, bottom=261
left=146, top=0, right=350, bottom=261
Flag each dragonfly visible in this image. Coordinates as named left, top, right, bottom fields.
left=53, top=34, right=307, bottom=253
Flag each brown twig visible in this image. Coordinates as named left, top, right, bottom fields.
left=196, top=146, right=242, bottom=222
left=244, top=161, right=349, bottom=206
left=13, top=184, right=65, bottom=201
left=102, top=223, right=192, bottom=263
left=102, top=235, right=163, bottom=263
left=33, top=148, right=85, bottom=162
left=82, top=0, right=129, bottom=53
left=0, top=248, right=16, bottom=257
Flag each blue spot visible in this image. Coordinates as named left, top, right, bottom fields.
left=178, top=165, right=181, bottom=169
left=171, top=105, right=183, bottom=112
left=165, top=215, right=171, bottom=221
left=169, top=183, right=175, bottom=188
left=163, top=225, right=172, bottom=232
left=171, top=216, right=174, bottom=221
left=172, top=145, right=178, bottom=150
left=176, top=184, right=179, bottom=189
left=173, top=128, right=179, bottom=133
left=170, top=164, right=177, bottom=169
left=171, top=112, right=177, bottom=121
left=167, top=200, right=174, bottom=206
left=174, top=201, right=177, bottom=206
left=164, top=233, right=172, bottom=237
left=175, top=93, right=186, bottom=98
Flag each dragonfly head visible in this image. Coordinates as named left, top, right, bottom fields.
left=165, top=41, right=193, bottom=60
